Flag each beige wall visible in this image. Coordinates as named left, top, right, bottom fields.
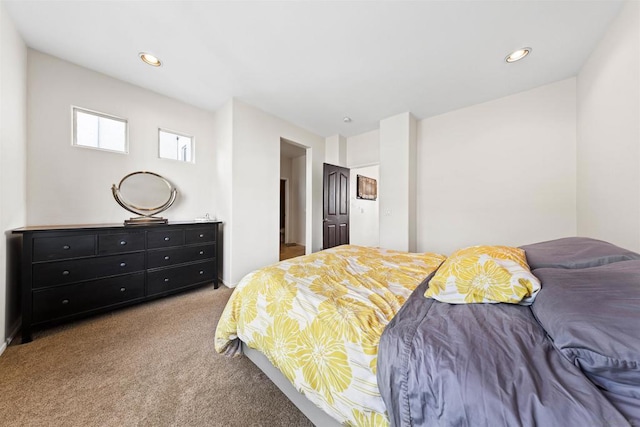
left=280, top=155, right=292, bottom=180
left=350, top=165, right=379, bottom=247
left=347, top=130, right=380, bottom=246
left=211, top=100, right=233, bottom=284
left=345, top=78, right=578, bottom=254
left=325, top=134, right=347, bottom=167
left=291, top=155, right=306, bottom=246
left=224, top=100, right=323, bottom=285
left=279, top=153, right=306, bottom=246
left=27, top=50, right=218, bottom=226
left=416, top=78, right=577, bottom=255
left=379, top=112, right=417, bottom=252
left=281, top=152, right=307, bottom=246
left=347, top=129, right=379, bottom=167
left=577, top=0, right=640, bottom=252
left=0, top=3, right=28, bottom=348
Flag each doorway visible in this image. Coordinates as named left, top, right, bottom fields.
left=280, top=140, right=307, bottom=261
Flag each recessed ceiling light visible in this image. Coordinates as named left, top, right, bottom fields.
left=343, top=117, right=352, bottom=123
left=139, top=52, right=162, bottom=67
left=505, top=47, right=532, bottom=63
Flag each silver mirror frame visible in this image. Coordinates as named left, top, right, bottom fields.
left=111, top=171, right=178, bottom=226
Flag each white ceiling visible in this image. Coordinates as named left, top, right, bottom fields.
left=4, top=0, right=624, bottom=137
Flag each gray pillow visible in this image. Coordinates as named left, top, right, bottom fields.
left=521, top=237, right=640, bottom=270
left=532, top=261, right=640, bottom=399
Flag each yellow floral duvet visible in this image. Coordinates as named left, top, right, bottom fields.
left=214, top=245, right=445, bottom=426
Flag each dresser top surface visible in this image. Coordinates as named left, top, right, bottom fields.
left=12, top=220, right=222, bottom=233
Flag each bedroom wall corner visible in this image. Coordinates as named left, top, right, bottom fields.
left=0, top=3, right=28, bottom=348
left=577, top=0, right=640, bottom=252
left=325, top=134, right=347, bottom=167
left=416, top=78, right=577, bottom=255
left=212, top=100, right=233, bottom=287
left=229, top=100, right=324, bottom=285
left=379, top=112, right=417, bottom=252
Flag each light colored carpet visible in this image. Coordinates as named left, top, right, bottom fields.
left=0, top=285, right=314, bottom=427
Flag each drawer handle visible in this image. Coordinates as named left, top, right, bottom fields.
left=63, top=245, right=70, bottom=250
left=120, top=240, right=127, bottom=246
left=62, top=270, right=70, bottom=276
left=62, top=299, right=69, bottom=304
left=164, top=278, right=169, bottom=282
left=199, top=251, right=204, bottom=255
left=164, top=256, right=170, bottom=260
left=199, top=234, right=204, bottom=238
left=120, top=287, right=126, bottom=292
left=120, top=262, right=126, bottom=267
left=199, top=270, right=204, bottom=275
left=164, top=237, right=170, bottom=241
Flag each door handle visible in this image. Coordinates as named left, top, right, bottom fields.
left=323, top=218, right=328, bottom=222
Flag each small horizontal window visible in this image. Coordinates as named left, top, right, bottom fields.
left=159, top=129, right=194, bottom=163
left=72, top=107, right=128, bottom=153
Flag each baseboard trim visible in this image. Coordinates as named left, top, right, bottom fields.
left=1, top=321, right=21, bottom=356
left=220, top=279, right=237, bottom=288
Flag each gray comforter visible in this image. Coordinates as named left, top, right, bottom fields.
left=377, top=273, right=631, bottom=427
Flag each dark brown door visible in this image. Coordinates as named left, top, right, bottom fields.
left=323, top=163, right=349, bottom=249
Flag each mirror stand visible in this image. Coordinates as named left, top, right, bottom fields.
left=124, top=216, right=169, bottom=226
left=112, top=171, right=178, bottom=226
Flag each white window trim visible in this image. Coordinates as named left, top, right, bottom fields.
left=71, top=106, right=129, bottom=154
left=158, top=127, right=195, bottom=164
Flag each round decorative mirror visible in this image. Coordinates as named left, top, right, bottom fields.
left=112, top=171, right=178, bottom=225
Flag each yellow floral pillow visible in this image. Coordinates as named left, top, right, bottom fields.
left=425, top=245, right=541, bottom=305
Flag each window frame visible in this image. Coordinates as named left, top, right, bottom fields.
left=157, top=127, right=195, bottom=164
left=71, top=106, right=129, bottom=154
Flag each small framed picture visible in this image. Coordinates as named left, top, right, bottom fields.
left=357, top=175, right=377, bottom=201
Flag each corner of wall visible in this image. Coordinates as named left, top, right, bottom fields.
left=325, top=134, right=347, bottom=167
left=1, top=2, right=28, bottom=346
left=379, top=112, right=415, bottom=252
left=575, top=0, right=640, bottom=251
left=408, top=114, right=417, bottom=252
left=212, top=99, right=234, bottom=286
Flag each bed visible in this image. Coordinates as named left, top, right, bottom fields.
left=215, top=245, right=445, bottom=425
left=215, top=239, right=640, bottom=426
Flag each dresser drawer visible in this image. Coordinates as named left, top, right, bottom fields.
left=32, top=273, right=145, bottom=323
left=147, top=244, right=215, bottom=269
left=147, top=229, right=185, bottom=249
left=185, top=227, right=216, bottom=244
left=147, top=261, right=215, bottom=296
left=33, top=252, right=145, bottom=289
left=33, top=235, right=95, bottom=262
left=99, top=232, right=145, bottom=255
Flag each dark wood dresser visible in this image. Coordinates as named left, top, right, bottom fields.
left=12, top=221, right=222, bottom=343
